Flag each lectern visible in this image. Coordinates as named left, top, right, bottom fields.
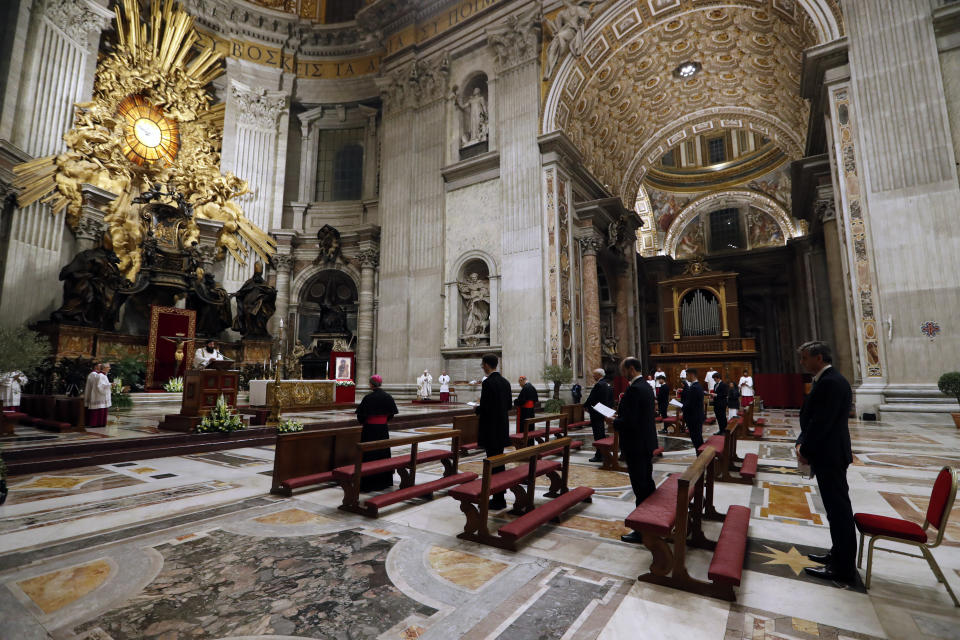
left=158, top=362, right=240, bottom=432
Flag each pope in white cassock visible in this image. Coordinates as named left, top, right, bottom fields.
left=194, top=339, right=225, bottom=369
left=0, top=371, right=28, bottom=410
left=417, top=370, right=433, bottom=400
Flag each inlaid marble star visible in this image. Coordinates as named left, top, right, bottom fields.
left=753, top=545, right=822, bottom=575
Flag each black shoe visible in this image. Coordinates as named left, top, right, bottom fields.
left=804, top=566, right=855, bottom=583
left=807, top=551, right=832, bottom=564
left=589, top=455, right=603, bottom=462
left=488, top=499, right=507, bottom=511
left=620, top=531, right=643, bottom=544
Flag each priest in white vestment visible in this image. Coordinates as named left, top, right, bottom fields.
left=0, top=371, right=28, bottom=410
left=705, top=368, right=718, bottom=393
left=438, top=371, right=451, bottom=402
left=417, top=370, right=433, bottom=400
left=194, top=339, right=225, bottom=369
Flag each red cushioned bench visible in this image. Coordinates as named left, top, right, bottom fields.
left=741, top=405, right=765, bottom=439
left=561, top=404, right=591, bottom=430
left=697, top=418, right=756, bottom=485
left=1, top=411, right=26, bottom=435
left=509, top=413, right=568, bottom=448
left=271, top=426, right=362, bottom=496
left=337, top=429, right=470, bottom=517
left=625, top=445, right=751, bottom=602
left=451, top=437, right=592, bottom=550
left=453, top=414, right=484, bottom=454
left=593, top=430, right=664, bottom=472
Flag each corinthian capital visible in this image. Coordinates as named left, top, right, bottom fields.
left=377, top=53, right=450, bottom=113
left=486, top=6, right=541, bottom=73
left=577, top=234, right=604, bottom=256
left=38, top=0, right=112, bottom=48
left=356, top=249, right=380, bottom=269
left=230, top=81, right=288, bottom=130
left=272, top=254, right=295, bottom=273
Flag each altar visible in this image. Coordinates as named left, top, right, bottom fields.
left=249, top=379, right=336, bottom=409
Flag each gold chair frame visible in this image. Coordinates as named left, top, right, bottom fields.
left=857, top=466, right=959, bottom=607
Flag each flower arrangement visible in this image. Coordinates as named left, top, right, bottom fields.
left=163, top=376, right=184, bottom=392
left=278, top=418, right=304, bottom=433
left=335, top=380, right=356, bottom=387
left=111, top=377, right=132, bottom=409
left=197, top=394, right=245, bottom=433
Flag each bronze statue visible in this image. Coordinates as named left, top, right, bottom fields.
left=51, top=248, right=129, bottom=329
left=189, top=272, right=233, bottom=337
left=231, top=262, right=276, bottom=338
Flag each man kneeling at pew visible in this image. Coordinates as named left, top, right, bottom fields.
left=610, top=356, right=660, bottom=543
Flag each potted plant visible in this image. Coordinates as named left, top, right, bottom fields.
left=277, top=418, right=304, bottom=433
left=938, top=372, right=960, bottom=428
left=542, top=364, right=573, bottom=414
left=196, top=394, right=246, bottom=433
left=163, top=377, right=184, bottom=393
left=0, top=324, right=51, bottom=397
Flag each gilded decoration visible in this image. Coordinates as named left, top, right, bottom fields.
left=266, top=380, right=336, bottom=409
left=557, top=175, right=573, bottom=369
left=540, top=0, right=843, bottom=200
left=830, top=87, right=882, bottom=378
left=13, top=0, right=276, bottom=281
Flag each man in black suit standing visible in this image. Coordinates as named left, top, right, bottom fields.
left=612, top=357, right=660, bottom=543
left=584, top=368, right=614, bottom=462
left=682, top=368, right=705, bottom=450
left=655, top=374, right=669, bottom=421
left=475, top=353, right=512, bottom=510
left=712, top=372, right=729, bottom=436
left=796, top=341, right=856, bottom=583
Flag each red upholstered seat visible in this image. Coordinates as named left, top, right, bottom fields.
left=755, top=418, right=766, bottom=425
left=854, top=513, right=928, bottom=543
left=459, top=441, right=479, bottom=452
left=653, top=446, right=664, bottom=457
left=594, top=436, right=615, bottom=449
left=448, top=460, right=562, bottom=502
left=509, top=428, right=549, bottom=444
left=364, top=472, right=478, bottom=509
left=661, top=417, right=677, bottom=424
left=282, top=470, right=336, bottom=490
left=708, top=505, right=751, bottom=585
left=740, top=453, right=758, bottom=480
left=568, top=420, right=591, bottom=429
left=538, top=440, right=583, bottom=458
left=331, top=449, right=451, bottom=480
left=498, top=487, right=594, bottom=541
left=698, top=435, right=725, bottom=454
left=705, top=417, right=716, bottom=425
left=625, top=475, right=680, bottom=536
left=3, top=411, right=26, bottom=421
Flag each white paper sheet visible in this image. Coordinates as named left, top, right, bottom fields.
left=592, top=402, right=616, bottom=418
left=669, top=398, right=683, bottom=408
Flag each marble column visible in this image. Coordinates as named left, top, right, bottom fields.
left=817, top=194, right=855, bottom=383
left=613, top=254, right=633, bottom=360
left=356, top=247, right=379, bottom=385
left=0, top=0, right=111, bottom=324
left=487, top=6, right=544, bottom=380
left=578, top=235, right=603, bottom=374
left=271, top=254, right=294, bottom=342
left=220, top=75, right=290, bottom=292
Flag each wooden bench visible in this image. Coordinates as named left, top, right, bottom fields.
left=740, top=404, right=765, bottom=439
left=271, top=426, right=362, bottom=496
left=509, top=413, right=567, bottom=447
left=593, top=430, right=665, bottom=472
left=697, top=418, right=758, bottom=485
left=453, top=414, right=483, bottom=454
left=334, top=429, right=474, bottom=517
left=1, top=411, right=25, bottom=435
left=561, top=403, right=591, bottom=430
left=624, top=446, right=751, bottom=602
left=449, top=437, right=594, bottom=550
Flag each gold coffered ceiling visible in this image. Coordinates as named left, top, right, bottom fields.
left=543, top=0, right=843, bottom=203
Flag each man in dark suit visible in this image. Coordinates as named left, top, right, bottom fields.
left=584, top=367, right=614, bottom=462
left=796, top=341, right=856, bottom=583
left=655, top=374, right=669, bottom=422
left=514, top=375, right=539, bottom=431
left=681, top=368, right=705, bottom=450
left=475, top=353, right=512, bottom=510
left=712, top=372, right=729, bottom=436
left=612, top=357, right=660, bottom=543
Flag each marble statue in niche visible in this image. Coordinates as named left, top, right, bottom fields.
left=458, top=272, right=491, bottom=346
left=451, top=74, right=489, bottom=152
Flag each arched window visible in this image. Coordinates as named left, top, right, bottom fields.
left=680, top=289, right=721, bottom=336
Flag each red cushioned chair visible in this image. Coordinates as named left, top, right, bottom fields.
left=854, top=466, right=959, bottom=607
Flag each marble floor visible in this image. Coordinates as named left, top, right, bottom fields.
left=2, top=410, right=960, bottom=639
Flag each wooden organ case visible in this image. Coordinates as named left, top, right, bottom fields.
left=649, top=260, right=757, bottom=386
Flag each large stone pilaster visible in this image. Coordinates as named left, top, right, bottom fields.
left=840, top=0, right=960, bottom=418
left=0, top=0, right=111, bottom=324
left=577, top=234, right=603, bottom=374
left=487, top=7, right=544, bottom=379
left=356, top=245, right=379, bottom=385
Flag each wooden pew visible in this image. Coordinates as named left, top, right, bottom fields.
left=334, top=429, right=476, bottom=517
left=697, top=418, right=758, bottom=484
left=509, top=413, right=567, bottom=448
left=453, top=414, right=483, bottom=454
left=271, top=426, right=362, bottom=496
left=593, top=430, right=664, bottom=472
left=449, top=437, right=594, bottom=550
left=740, top=404, right=766, bottom=439
left=624, top=446, right=752, bottom=602
left=561, top=404, right=590, bottom=430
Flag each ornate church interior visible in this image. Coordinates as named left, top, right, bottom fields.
left=1, top=0, right=960, bottom=638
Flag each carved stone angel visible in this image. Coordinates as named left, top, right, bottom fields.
left=543, top=0, right=594, bottom=79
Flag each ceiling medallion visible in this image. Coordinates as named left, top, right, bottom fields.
left=674, top=61, right=702, bottom=79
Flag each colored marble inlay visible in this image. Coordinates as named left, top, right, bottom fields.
left=726, top=604, right=883, bottom=639
left=427, top=545, right=508, bottom=591
left=757, top=482, right=823, bottom=525
left=253, top=508, right=333, bottom=525
left=13, top=475, right=110, bottom=490
left=18, top=559, right=112, bottom=614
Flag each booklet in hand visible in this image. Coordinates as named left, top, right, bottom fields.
left=592, top=402, right=616, bottom=418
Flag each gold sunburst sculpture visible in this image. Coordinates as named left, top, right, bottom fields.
left=12, top=0, right=276, bottom=280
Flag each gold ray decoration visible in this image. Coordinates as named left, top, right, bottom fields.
left=13, top=0, right=276, bottom=280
